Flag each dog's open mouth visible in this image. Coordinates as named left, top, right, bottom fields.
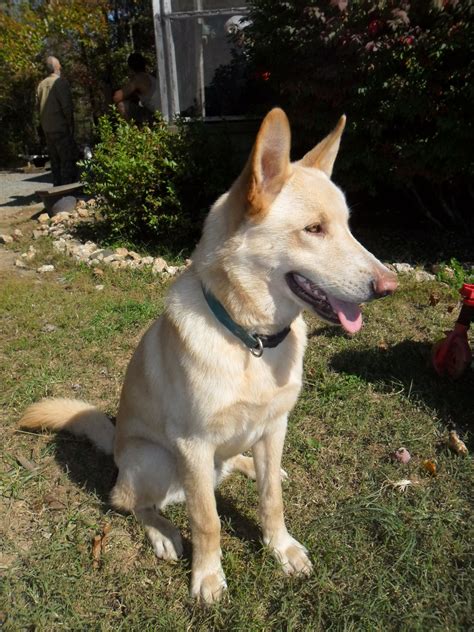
left=286, top=272, right=363, bottom=334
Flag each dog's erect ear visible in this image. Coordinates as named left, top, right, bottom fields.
left=299, top=115, right=346, bottom=177
left=243, top=108, right=292, bottom=218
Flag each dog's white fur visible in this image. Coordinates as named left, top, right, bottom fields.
left=20, top=109, right=397, bottom=603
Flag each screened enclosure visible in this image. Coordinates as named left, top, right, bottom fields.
left=152, top=0, right=253, bottom=120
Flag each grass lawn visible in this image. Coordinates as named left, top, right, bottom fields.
left=0, top=233, right=472, bottom=631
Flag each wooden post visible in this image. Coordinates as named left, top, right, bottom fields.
left=194, top=0, right=205, bottom=117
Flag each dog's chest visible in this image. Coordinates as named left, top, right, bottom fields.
left=208, top=358, right=302, bottom=459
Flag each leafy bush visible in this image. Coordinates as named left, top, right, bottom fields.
left=81, top=112, right=239, bottom=249
left=81, top=112, right=183, bottom=242
left=243, top=0, right=474, bottom=226
left=435, top=258, right=474, bottom=288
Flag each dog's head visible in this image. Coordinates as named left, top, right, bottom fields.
left=195, top=108, right=397, bottom=334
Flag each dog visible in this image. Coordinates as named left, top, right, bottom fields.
left=20, top=108, right=397, bottom=604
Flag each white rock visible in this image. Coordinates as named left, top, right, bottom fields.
left=127, top=250, right=142, bottom=261
left=392, top=262, right=413, bottom=274
left=37, top=264, right=55, bottom=273
left=95, top=284, right=105, bottom=291
left=165, top=265, right=179, bottom=276
left=110, top=260, right=126, bottom=269
left=115, top=247, right=129, bottom=257
left=152, top=257, right=167, bottom=274
left=414, top=270, right=436, bottom=282
left=32, top=230, right=44, bottom=239
left=77, top=207, right=89, bottom=218
left=42, top=324, right=57, bottom=333
left=83, top=240, right=98, bottom=252
left=103, top=254, right=117, bottom=264
left=21, top=246, right=37, bottom=261
left=13, top=228, right=23, bottom=239
left=141, top=256, right=154, bottom=266
left=90, top=252, right=104, bottom=262
left=38, top=213, right=50, bottom=224
left=51, top=211, right=72, bottom=225
left=53, top=239, right=67, bottom=252
left=0, top=234, right=13, bottom=244
left=15, top=259, right=27, bottom=268
left=65, top=240, right=82, bottom=255
left=125, top=260, right=140, bottom=269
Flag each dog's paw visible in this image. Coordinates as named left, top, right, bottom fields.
left=191, top=565, right=227, bottom=604
left=269, top=534, right=313, bottom=577
left=232, top=455, right=288, bottom=481
left=147, top=526, right=183, bottom=561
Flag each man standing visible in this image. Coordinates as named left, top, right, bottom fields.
left=37, top=56, right=77, bottom=186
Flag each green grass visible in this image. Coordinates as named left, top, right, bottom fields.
left=0, top=235, right=472, bottom=631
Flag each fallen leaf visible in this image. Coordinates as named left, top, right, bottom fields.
left=43, top=493, right=67, bottom=511
left=391, top=478, right=417, bottom=493
left=92, top=523, right=112, bottom=568
left=102, top=522, right=111, bottom=550
left=447, top=305, right=456, bottom=313
left=92, top=535, right=102, bottom=568
left=447, top=430, right=468, bottom=456
left=16, top=454, right=38, bottom=471
left=429, top=292, right=440, bottom=306
left=422, top=459, right=437, bottom=475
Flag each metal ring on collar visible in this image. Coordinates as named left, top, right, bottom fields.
left=250, top=336, right=264, bottom=358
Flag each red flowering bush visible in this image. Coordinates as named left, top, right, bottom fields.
left=243, top=0, right=473, bottom=225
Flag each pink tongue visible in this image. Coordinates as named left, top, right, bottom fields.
left=327, top=296, right=363, bottom=334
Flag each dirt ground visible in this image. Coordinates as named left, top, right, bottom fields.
left=0, top=168, right=52, bottom=273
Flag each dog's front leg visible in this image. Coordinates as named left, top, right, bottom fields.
left=177, top=439, right=226, bottom=604
left=252, top=418, right=313, bottom=577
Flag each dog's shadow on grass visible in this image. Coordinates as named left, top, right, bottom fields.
left=52, top=434, right=263, bottom=553
left=53, top=433, right=118, bottom=508
left=329, top=339, right=473, bottom=443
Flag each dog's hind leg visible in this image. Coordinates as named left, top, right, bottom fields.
left=135, top=507, right=183, bottom=561
left=227, top=454, right=288, bottom=481
left=111, top=438, right=184, bottom=561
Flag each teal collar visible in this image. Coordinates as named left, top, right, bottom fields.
left=201, top=284, right=291, bottom=358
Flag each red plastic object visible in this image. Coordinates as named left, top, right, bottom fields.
left=432, top=283, right=474, bottom=379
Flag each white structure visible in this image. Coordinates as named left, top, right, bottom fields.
left=152, top=1, right=249, bottom=120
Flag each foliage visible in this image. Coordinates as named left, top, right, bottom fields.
left=81, top=111, right=238, bottom=248
left=0, top=0, right=155, bottom=165
left=81, top=112, right=183, bottom=243
left=0, top=5, right=45, bottom=161
left=435, top=257, right=474, bottom=288
left=243, top=0, right=474, bottom=226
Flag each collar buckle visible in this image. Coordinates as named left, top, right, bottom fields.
left=249, top=336, right=264, bottom=358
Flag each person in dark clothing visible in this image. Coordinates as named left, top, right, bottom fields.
left=37, top=56, right=78, bottom=186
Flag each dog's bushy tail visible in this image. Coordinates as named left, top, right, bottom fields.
left=19, top=398, right=115, bottom=455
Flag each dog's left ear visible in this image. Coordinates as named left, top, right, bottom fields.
left=299, top=115, right=346, bottom=177
left=245, top=108, right=292, bottom=217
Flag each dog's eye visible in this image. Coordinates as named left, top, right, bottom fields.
left=304, top=223, right=324, bottom=235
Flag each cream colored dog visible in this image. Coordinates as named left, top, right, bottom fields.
left=20, top=109, right=397, bottom=604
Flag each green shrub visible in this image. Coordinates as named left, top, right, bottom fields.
left=82, top=112, right=185, bottom=244
left=81, top=112, right=239, bottom=250
left=435, top=258, right=474, bottom=288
